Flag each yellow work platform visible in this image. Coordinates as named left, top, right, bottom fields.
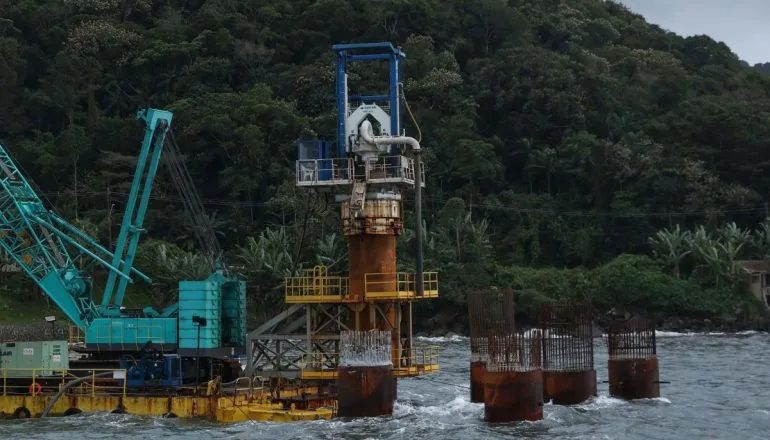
left=299, top=364, right=440, bottom=380
left=0, top=370, right=334, bottom=422
left=284, top=266, right=439, bottom=303
left=298, top=346, right=441, bottom=380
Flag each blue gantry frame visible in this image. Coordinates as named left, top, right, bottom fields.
left=332, top=42, right=406, bottom=157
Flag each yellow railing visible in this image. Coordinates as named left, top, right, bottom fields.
left=284, top=265, right=352, bottom=303
left=298, top=345, right=441, bottom=379
left=298, top=351, right=339, bottom=380
left=395, top=345, right=441, bottom=374
left=68, top=325, right=84, bottom=344
left=1, top=368, right=127, bottom=398
left=228, top=376, right=268, bottom=406
left=364, top=272, right=439, bottom=299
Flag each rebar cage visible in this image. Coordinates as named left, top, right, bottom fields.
left=487, top=331, right=542, bottom=373
left=606, top=317, right=657, bottom=360
left=467, top=289, right=515, bottom=363
left=339, top=330, right=392, bottom=367
left=540, top=301, right=595, bottom=372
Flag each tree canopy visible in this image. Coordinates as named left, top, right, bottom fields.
left=1, top=0, right=769, bottom=327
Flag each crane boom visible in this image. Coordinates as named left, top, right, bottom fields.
left=101, top=108, right=172, bottom=312
left=0, top=107, right=245, bottom=363
left=0, top=109, right=171, bottom=330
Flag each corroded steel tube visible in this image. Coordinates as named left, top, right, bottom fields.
left=543, top=370, right=597, bottom=405
left=606, top=317, right=660, bottom=400
left=467, top=289, right=514, bottom=404
left=470, top=361, right=486, bottom=403
left=483, top=370, right=544, bottom=423
left=348, top=235, right=397, bottom=302
left=540, top=301, right=597, bottom=405
left=337, top=365, right=396, bottom=417
left=608, top=357, right=660, bottom=400
left=484, top=331, right=544, bottom=422
left=337, top=330, right=396, bottom=417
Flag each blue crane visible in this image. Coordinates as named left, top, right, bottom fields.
left=0, top=108, right=245, bottom=384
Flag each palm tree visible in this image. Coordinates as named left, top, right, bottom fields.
left=648, top=224, right=691, bottom=278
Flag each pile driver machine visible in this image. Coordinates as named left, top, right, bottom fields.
left=247, top=42, right=440, bottom=410
left=0, top=108, right=246, bottom=389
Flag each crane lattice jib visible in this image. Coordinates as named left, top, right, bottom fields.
left=0, top=145, right=98, bottom=329
left=101, top=108, right=173, bottom=311
left=0, top=109, right=168, bottom=330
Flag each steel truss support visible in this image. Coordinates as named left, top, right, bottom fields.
left=246, top=304, right=349, bottom=378
left=246, top=301, right=416, bottom=378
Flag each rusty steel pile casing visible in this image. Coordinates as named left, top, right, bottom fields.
left=540, top=301, right=597, bottom=405
left=467, top=290, right=497, bottom=403
left=485, top=331, right=544, bottom=423
left=336, top=330, right=396, bottom=418
left=606, top=317, right=660, bottom=400
left=471, top=289, right=544, bottom=423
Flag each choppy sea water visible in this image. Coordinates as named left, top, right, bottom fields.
left=3, top=332, right=770, bottom=440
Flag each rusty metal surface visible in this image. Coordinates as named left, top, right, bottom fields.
left=539, top=301, right=596, bottom=404
left=543, top=370, right=597, bottom=405
left=606, top=317, right=659, bottom=400
left=348, top=235, right=397, bottom=303
left=470, top=361, right=486, bottom=403
left=341, top=200, right=403, bottom=236
left=483, top=370, right=544, bottom=423
left=336, top=365, right=396, bottom=417
left=608, top=357, right=660, bottom=400
left=336, top=330, right=396, bottom=417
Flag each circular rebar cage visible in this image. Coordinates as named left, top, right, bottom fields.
left=468, top=289, right=515, bottom=363
left=606, top=317, right=657, bottom=361
left=540, top=301, right=595, bottom=372
left=339, top=330, right=393, bottom=367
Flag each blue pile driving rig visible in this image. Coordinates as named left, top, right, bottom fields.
left=0, top=108, right=246, bottom=388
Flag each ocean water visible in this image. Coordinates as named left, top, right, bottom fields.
left=3, top=332, right=769, bottom=440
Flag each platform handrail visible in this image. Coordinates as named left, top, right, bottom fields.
left=364, top=271, right=439, bottom=298
left=298, top=345, right=441, bottom=375
left=284, top=265, right=351, bottom=301
left=296, top=158, right=354, bottom=186
left=230, top=376, right=253, bottom=405
left=1, top=368, right=127, bottom=398
left=396, top=345, right=441, bottom=369
left=68, top=324, right=84, bottom=344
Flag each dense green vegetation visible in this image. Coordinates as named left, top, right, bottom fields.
left=1, top=0, right=770, bottom=329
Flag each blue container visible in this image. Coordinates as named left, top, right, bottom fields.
left=178, top=280, right=222, bottom=349
left=86, top=318, right=178, bottom=348
left=222, top=280, right=246, bottom=347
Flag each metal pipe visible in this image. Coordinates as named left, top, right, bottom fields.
left=359, top=121, right=421, bottom=152
left=414, top=151, right=423, bottom=296
left=41, top=371, right=114, bottom=417
left=358, top=121, right=423, bottom=296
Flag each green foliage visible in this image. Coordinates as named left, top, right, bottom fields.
left=2, top=0, right=770, bottom=325
left=495, top=253, right=758, bottom=321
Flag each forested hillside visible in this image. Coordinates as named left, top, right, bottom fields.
left=1, top=0, right=770, bottom=331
